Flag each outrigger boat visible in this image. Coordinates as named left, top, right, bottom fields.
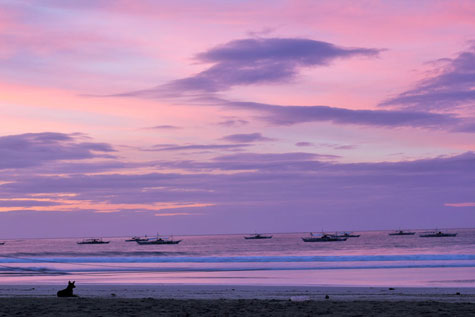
left=389, top=230, right=416, bottom=236
left=125, top=235, right=149, bottom=242
left=331, top=232, right=360, bottom=238
left=244, top=233, right=272, bottom=240
left=77, top=238, right=110, bottom=245
left=302, top=233, right=347, bottom=242
left=136, top=234, right=181, bottom=245
left=419, top=231, right=457, bottom=238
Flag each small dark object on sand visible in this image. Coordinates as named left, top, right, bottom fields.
left=111, top=293, right=116, bottom=297
left=57, top=281, right=77, bottom=297
left=389, top=288, right=395, bottom=290
left=325, top=295, right=330, bottom=299
left=456, top=292, right=461, bottom=295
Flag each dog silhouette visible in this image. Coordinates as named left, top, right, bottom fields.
left=57, top=281, right=77, bottom=297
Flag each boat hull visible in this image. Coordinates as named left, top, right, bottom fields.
left=77, top=241, right=110, bottom=245
left=419, top=233, right=457, bottom=237
left=244, top=236, right=272, bottom=239
left=389, top=232, right=415, bottom=236
left=302, top=237, right=347, bottom=242
left=136, top=240, right=181, bottom=245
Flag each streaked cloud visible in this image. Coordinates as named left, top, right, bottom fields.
left=143, top=125, right=182, bottom=130
left=0, top=132, right=115, bottom=169
left=225, top=100, right=460, bottom=129
left=221, top=133, right=274, bottom=143
left=380, top=47, right=475, bottom=112
left=142, top=143, right=250, bottom=152
left=119, top=37, right=380, bottom=96
left=295, top=142, right=314, bottom=147
left=217, top=118, right=249, bottom=127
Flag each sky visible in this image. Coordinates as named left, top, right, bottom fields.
left=0, top=0, right=474, bottom=238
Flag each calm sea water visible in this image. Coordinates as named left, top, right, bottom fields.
left=0, top=229, right=474, bottom=287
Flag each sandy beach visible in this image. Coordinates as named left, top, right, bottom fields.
left=0, top=285, right=474, bottom=316
left=1, top=284, right=475, bottom=302
left=1, top=297, right=475, bottom=316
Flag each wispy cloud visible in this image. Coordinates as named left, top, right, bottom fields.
left=111, top=37, right=475, bottom=133
left=295, top=142, right=354, bottom=150
left=142, top=143, right=250, bottom=152
left=380, top=46, right=475, bottom=112
left=225, top=100, right=459, bottom=129
left=295, top=142, right=314, bottom=147
left=1, top=149, right=473, bottom=227
left=0, top=131, right=473, bottom=232
left=221, top=133, right=274, bottom=143
left=319, top=143, right=356, bottom=150
left=217, top=118, right=249, bottom=127
left=118, top=37, right=381, bottom=96
left=0, top=132, right=115, bottom=169
left=142, top=125, right=182, bottom=130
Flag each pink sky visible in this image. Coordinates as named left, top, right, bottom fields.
left=0, top=0, right=474, bottom=237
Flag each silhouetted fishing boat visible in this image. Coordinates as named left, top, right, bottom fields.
left=302, top=233, right=347, bottom=242
left=125, top=235, right=149, bottom=242
left=389, top=230, right=416, bottom=236
left=0, top=242, right=4, bottom=245
left=136, top=235, right=181, bottom=245
left=77, top=238, right=110, bottom=245
left=419, top=231, right=457, bottom=238
left=331, top=232, right=360, bottom=238
left=244, top=233, right=272, bottom=239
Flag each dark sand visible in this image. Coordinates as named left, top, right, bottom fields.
left=0, top=285, right=474, bottom=316
left=0, top=298, right=474, bottom=316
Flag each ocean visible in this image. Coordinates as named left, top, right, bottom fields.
left=1, top=229, right=474, bottom=287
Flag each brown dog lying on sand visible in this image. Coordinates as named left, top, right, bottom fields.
left=57, top=281, right=77, bottom=297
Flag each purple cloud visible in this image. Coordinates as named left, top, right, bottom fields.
left=0, top=151, right=473, bottom=233
left=225, top=100, right=459, bottom=128
left=0, top=199, right=61, bottom=207
left=0, top=145, right=474, bottom=236
left=119, top=37, right=380, bottom=96
left=27, top=160, right=156, bottom=175
left=209, top=152, right=336, bottom=171
left=213, top=152, right=329, bottom=162
left=112, top=37, right=473, bottom=132
left=217, top=118, right=249, bottom=127
left=143, top=125, right=182, bottom=130
left=0, top=132, right=116, bottom=169
left=380, top=47, right=475, bottom=112
left=454, top=121, right=475, bottom=132
left=221, top=133, right=274, bottom=143
left=295, top=142, right=314, bottom=147
left=158, top=152, right=338, bottom=172
left=295, top=142, right=355, bottom=150
left=318, top=143, right=356, bottom=150
left=142, top=143, right=250, bottom=152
